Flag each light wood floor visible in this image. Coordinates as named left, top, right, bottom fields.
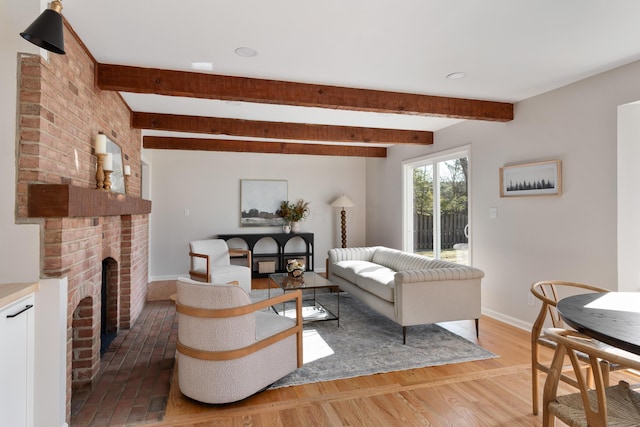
left=148, top=279, right=638, bottom=427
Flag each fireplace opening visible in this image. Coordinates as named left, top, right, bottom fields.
left=100, top=258, right=119, bottom=354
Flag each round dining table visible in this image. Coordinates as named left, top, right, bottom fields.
left=556, top=291, right=640, bottom=355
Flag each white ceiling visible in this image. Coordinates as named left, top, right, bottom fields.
left=61, top=0, right=640, bottom=146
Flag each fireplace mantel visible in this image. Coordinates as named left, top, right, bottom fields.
left=28, top=184, right=151, bottom=218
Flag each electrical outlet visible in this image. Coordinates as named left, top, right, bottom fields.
left=184, top=209, right=190, bottom=217
left=527, top=293, right=536, bottom=307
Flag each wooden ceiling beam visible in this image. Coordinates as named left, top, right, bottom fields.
left=98, top=64, right=513, bottom=122
left=143, top=136, right=387, bottom=158
left=132, top=112, right=432, bottom=145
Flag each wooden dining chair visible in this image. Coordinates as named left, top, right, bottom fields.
left=542, top=328, right=640, bottom=427
left=530, top=280, right=627, bottom=415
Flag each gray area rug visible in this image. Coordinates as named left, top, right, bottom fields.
left=250, top=289, right=497, bottom=389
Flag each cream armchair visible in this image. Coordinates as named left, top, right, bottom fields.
left=188, top=239, right=252, bottom=293
left=175, top=277, right=303, bottom=404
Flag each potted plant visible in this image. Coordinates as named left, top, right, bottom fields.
left=278, top=199, right=310, bottom=233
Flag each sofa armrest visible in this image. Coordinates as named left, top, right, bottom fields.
left=394, top=270, right=483, bottom=326
left=396, top=267, right=485, bottom=284
left=328, top=247, right=380, bottom=263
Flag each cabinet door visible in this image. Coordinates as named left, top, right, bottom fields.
left=0, top=295, right=34, bottom=427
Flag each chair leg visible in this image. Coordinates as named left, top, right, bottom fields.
left=532, top=342, right=541, bottom=415
left=532, top=365, right=539, bottom=415
left=403, top=326, right=407, bottom=345
left=475, top=318, right=479, bottom=338
left=543, top=406, right=556, bottom=427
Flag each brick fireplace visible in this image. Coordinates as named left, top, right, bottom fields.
left=15, top=23, right=151, bottom=420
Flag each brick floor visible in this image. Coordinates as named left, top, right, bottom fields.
left=70, top=300, right=177, bottom=426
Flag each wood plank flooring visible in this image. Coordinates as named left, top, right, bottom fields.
left=148, top=279, right=639, bottom=427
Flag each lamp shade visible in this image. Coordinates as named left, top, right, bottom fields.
left=330, top=194, right=355, bottom=208
left=20, top=1, right=65, bottom=55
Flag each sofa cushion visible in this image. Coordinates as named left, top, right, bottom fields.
left=355, top=268, right=396, bottom=302
left=331, top=260, right=387, bottom=284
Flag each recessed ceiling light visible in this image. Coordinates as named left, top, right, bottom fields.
left=191, top=62, right=213, bottom=71
left=446, top=72, right=467, bottom=80
left=235, top=47, right=259, bottom=58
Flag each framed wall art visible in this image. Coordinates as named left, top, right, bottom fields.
left=240, top=179, right=288, bottom=227
left=499, top=160, right=562, bottom=197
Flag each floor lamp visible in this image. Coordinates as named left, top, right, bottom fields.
left=330, top=195, right=355, bottom=248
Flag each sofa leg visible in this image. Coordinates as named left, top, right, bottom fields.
left=403, top=326, right=407, bottom=345
left=475, top=318, right=479, bottom=338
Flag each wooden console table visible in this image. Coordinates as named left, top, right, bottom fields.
left=217, top=233, right=314, bottom=278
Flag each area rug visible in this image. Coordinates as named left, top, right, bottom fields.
left=250, top=289, right=497, bottom=389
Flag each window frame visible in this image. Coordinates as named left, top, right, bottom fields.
left=401, top=145, right=472, bottom=264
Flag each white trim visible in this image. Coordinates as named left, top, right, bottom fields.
left=149, top=274, right=187, bottom=282
left=150, top=266, right=328, bottom=283
left=402, top=144, right=472, bottom=168
left=401, top=144, right=473, bottom=263
left=481, top=307, right=532, bottom=332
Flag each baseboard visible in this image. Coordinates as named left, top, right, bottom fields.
left=481, top=307, right=531, bottom=332
left=149, top=274, right=186, bottom=282
left=149, top=270, right=327, bottom=282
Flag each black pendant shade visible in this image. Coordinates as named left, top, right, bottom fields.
left=20, top=1, right=65, bottom=55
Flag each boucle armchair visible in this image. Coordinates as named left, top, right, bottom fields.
left=175, top=277, right=303, bottom=404
left=188, top=239, right=252, bottom=293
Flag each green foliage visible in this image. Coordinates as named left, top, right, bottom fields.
left=413, top=166, right=433, bottom=215
left=413, top=158, right=468, bottom=216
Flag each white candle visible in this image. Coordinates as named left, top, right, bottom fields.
left=103, top=153, right=113, bottom=171
left=124, top=165, right=131, bottom=176
left=95, top=134, right=106, bottom=154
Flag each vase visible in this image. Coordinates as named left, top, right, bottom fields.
left=283, top=224, right=291, bottom=234
left=290, top=221, right=301, bottom=233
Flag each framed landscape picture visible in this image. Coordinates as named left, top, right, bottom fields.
left=240, top=179, right=288, bottom=227
left=499, top=160, right=562, bottom=197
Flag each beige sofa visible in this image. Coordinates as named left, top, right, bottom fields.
left=327, top=246, right=485, bottom=343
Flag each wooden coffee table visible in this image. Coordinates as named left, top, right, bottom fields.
left=268, top=272, right=340, bottom=325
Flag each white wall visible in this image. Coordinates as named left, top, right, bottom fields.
left=367, top=60, right=640, bottom=329
left=617, top=101, right=640, bottom=292
left=144, top=149, right=367, bottom=280
left=1, top=1, right=41, bottom=283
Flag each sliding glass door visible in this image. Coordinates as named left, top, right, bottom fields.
left=403, top=147, right=470, bottom=265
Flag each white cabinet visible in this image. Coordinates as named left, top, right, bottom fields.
left=0, top=293, right=35, bottom=427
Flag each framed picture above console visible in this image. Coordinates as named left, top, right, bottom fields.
left=240, top=179, right=288, bottom=227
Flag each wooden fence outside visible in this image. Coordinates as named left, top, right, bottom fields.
left=413, top=213, right=468, bottom=250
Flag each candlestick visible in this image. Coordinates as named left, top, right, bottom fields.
left=103, top=170, right=113, bottom=191
left=95, top=153, right=106, bottom=190
left=95, top=134, right=106, bottom=154
left=103, top=153, right=113, bottom=171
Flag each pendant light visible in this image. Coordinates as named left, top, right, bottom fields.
left=20, top=0, right=66, bottom=55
